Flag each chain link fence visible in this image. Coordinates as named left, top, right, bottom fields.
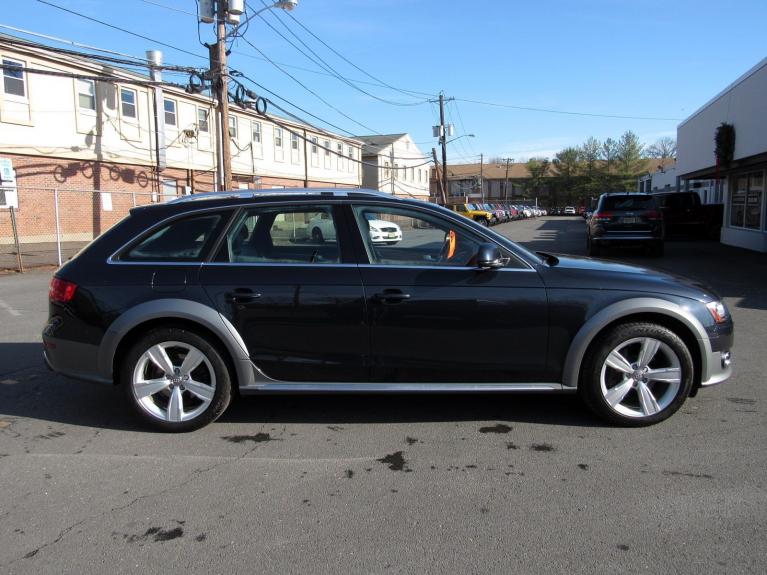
left=1, top=187, right=161, bottom=272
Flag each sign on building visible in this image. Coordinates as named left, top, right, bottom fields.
left=0, top=158, right=19, bottom=209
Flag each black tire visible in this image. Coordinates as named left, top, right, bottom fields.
left=120, top=327, right=232, bottom=432
left=587, top=237, right=601, bottom=257
left=311, top=227, right=324, bottom=243
left=579, top=322, right=694, bottom=427
left=650, top=241, right=664, bottom=257
left=477, top=217, right=489, bottom=227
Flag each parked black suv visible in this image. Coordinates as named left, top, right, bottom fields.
left=44, top=189, right=733, bottom=431
left=587, top=192, right=664, bottom=257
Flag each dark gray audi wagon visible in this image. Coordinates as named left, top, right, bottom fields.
left=43, top=189, right=733, bottom=431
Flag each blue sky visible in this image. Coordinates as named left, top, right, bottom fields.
left=5, top=0, right=767, bottom=163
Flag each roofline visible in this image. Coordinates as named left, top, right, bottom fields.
left=678, top=57, right=767, bottom=129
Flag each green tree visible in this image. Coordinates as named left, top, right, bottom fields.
left=579, top=136, right=602, bottom=197
left=600, top=138, right=620, bottom=192
left=525, top=157, right=550, bottom=202
left=616, top=131, right=645, bottom=190
left=552, top=147, right=580, bottom=207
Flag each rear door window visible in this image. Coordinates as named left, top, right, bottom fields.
left=216, top=206, right=340, bottom=264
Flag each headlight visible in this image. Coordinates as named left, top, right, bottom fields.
left=706, top=300, right=729, bottom=323
left=369, top=226, right=380, bottom=232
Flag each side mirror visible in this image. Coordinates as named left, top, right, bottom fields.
left=476, top=242, right=504, bottom=269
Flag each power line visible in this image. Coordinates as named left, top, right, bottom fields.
left=283, top=8, right=434, bottom=100
left=255, top=1, right=427, bottom=107
left=454, top=97, right=682, bottom=121
left=237, top=36, right=380, bottom=135
left=34, top=0, right=207, bottom=61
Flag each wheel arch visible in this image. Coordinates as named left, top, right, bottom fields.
left=562, top=297, right=709, bottom=389
left=98, top=299, right=254, bottom=389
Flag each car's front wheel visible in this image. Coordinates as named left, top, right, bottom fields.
left=579, top=322, right=693, bottom=426
left=121, top=328, right=232, bottom=432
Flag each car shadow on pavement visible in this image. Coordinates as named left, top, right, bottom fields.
left=0, top=343, right=606, bottom=430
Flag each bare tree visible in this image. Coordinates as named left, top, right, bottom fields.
left=646, top=136, right=677, bottom=160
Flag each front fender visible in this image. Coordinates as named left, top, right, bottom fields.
left=561, top=297, right=711, bottom=389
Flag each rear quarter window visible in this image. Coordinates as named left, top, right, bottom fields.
left=119, top=211, right=230, bottom=262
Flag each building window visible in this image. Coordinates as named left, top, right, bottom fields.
left=274, top=127, right=283, bottom=147
left=163, top=98, right=176, bottom=126
left=730, top=172, right=763, bottom=230
left=324, top=139, right=330, bottom=156
left=418, top=169, right=422, bottom=183
left=197, top=108, right=209, bottom=132
left=120, top=88, right=137, bottom=119
left=347, top=145, right=353, bottom=160
left=311, top=136, right=318, bottom=154
left=252, top=121, right=261, bottom=143
left=410, top=167, right=414, bottom=181
left=384, top=161, right=390, bottom=178
left=2, top=58, right=25, bottom=97
left=228, top=116, right=238, bottom=138
left=291, top=132, right=299, bottom=150
left=77, top=79, right=96, bottom=110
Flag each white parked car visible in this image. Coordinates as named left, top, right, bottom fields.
left=564, top=206, right=576, bottom=215
left=308, top=213, right=403, bottom=245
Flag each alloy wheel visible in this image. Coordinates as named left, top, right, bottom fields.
left=131, top=341, right=217, bottom=423
left=599, top=336, right=682, bottom=418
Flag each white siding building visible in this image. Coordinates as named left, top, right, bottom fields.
left=676, top=58, right=767, bottom=252
left=357, top=134, right=431, bottom=200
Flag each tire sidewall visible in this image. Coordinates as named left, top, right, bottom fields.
left=120, top=327, right=232, bottom=432
left=580, top=322, right=694, bottom=426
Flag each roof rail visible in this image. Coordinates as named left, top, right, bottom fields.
left=169, top=188, right=395, bottom=204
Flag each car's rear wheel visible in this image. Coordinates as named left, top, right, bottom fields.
left=579, top=322, right=693, bottom=426
left=477, top=217, right=488, bottom=227
left=121, top=328, right=231, bottom=432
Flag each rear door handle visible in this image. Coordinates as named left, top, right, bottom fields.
left=373, top=289, right=411, bottom=303
left=226, top=289, right=262, bottom=304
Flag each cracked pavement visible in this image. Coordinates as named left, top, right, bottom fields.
left=1, top=217, right=766, bottom=574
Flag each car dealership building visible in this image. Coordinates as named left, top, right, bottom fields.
left=676, top=57, right=767, bottom=252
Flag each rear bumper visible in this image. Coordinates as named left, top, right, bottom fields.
left=592, top=234, right=661, bottom=243
left=42, top=336, right=112, bottom=385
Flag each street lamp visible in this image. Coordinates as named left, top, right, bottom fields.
left=225, top=1, right=298, bottom=38
left=446, top=134, right=475, bottom=145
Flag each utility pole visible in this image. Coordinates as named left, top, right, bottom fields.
left=439, top=93, right=448, bottom=202
left=479, top=153, right=484, bottom=201
left=432, top=148, right=446, bottom=205
left=390, top=145, right=395, bottom=195
left=504, top=158, right=511, bottom=201
left=211, top=0, right=232, bottom=191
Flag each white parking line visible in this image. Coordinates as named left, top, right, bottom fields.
left=0, top=298, right=21, bottom=317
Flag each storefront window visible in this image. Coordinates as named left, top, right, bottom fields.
left=745, top=173, right=763, bottom=230
left=730, top=172, right=763, bottom=230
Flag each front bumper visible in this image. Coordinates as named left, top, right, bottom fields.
left=700, top=348, right=733, bottom=387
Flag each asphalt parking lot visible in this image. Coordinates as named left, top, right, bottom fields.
left=1, top=216, right=765, bottom=574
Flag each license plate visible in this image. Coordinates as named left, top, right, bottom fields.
left=621, top=217, right=640, bottom=224
left=387, top=233, right=397, bottom=238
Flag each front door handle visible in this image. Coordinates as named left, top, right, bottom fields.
left=226, top=288, right=262, bottom=304
left=373, top=289, right=411, bottom=303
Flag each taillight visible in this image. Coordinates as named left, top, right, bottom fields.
left=49, top=278, right=77, bottom=303
left=591, top=212, right=613, bottom=223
